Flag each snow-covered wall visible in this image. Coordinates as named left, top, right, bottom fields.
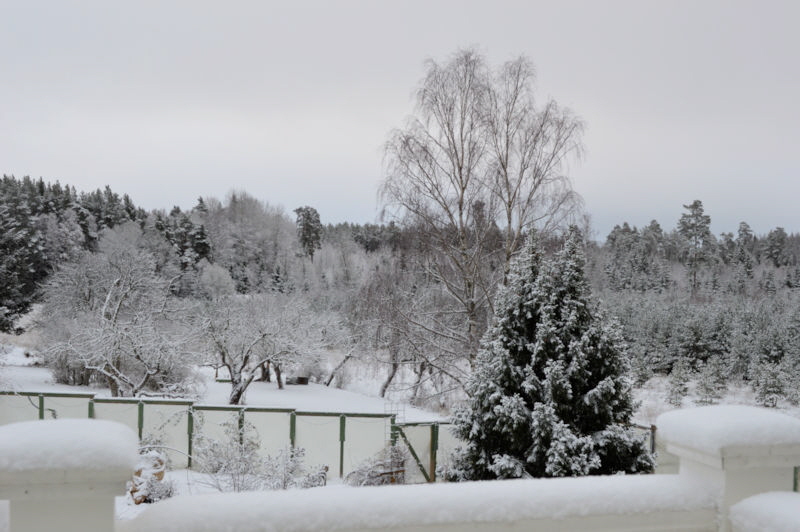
left=119, top=475, right=717, bottom=532
left=117, top=405, right=800, bottom=532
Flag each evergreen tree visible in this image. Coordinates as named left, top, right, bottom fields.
left=666, top=357, right=690, bottom=407
left=677, top=200, right=716, bottom=296
left=449, top=228, right=653, bottom=480
left=752, top=361, right=786, bottom=408
left=694, top=355, right=727, bottom=405
left=294, top=206, right=323, bottom=261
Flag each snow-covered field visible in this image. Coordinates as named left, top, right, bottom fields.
left=0, top=343, right=442, bottom=423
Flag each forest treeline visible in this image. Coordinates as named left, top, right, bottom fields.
left=1, top=173, right=799, bottom=408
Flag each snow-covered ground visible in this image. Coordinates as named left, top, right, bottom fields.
left=0, top=344, right=442, bottom=423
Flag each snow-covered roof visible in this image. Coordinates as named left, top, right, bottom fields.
left=730, top=492, right=800, bottom=532
left=121, top=475, right=714, bottom=532
left=657, top=405, right=800, bottom=455
left=0, top=419, right=138, bottom=475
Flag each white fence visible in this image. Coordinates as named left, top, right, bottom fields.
left=0, top=392, right=396, bottom=478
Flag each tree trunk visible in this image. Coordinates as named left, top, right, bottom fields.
left=379, top=361, right=399, bottom=398
left=274, top=364, right=283, bottom=390
left=107, top=375, right=120, bottom=397
left=325, top=353, right=352, bottom=387
left=410, top=361, right=427, bottom=405
left=256, top=361, right=271, bottom=382
left=380, top=341, right=400, bottom=398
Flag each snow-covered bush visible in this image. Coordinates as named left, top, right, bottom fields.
left=129, top=449, right=175, bottom=504
left=192, top=416, right=326, bottom=492
left=345, top=445, right=407, bottom=486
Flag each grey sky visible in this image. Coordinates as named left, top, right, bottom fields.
left=2, top=0, right=798, bottom=238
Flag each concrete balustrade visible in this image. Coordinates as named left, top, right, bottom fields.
left=1, top=405, right=800, bottom=532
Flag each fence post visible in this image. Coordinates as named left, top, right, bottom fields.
left=238, top=408, right=246, bottom=445
left=87, top=399, right=95, bottom=419
left=390, top=415, right=398, bottom=446
left=430, top=423, right=439, bottom=482
left=37, top=394, right=44, bottom=420
left=290, top=411, right=297, bottom=447
left=137, top=401, right=145, bottom=439
left=339, top=415, right=346, bottom=478
left=187, top=407, right=194, bottom=468
left=650, top=424, right=657, bottom=454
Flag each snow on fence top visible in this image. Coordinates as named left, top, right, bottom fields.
left=121, top=475, right=714, bottom=532
left=0, top=419, right=138, bottom=474
left=656, top=405, right=800, bottom=454
left=729, top=492, right=800, bottom=532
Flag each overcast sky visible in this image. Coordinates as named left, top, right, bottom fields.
left=1, top=0, right=798, bottom=238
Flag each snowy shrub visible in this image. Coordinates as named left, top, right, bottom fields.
left=129, top=449, right=175, bottom=504
left=192, top=416, right=326, bottom=492
left=345, top=445, right=408, bottom=486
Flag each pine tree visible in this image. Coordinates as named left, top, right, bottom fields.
left=449, top=228, right=653, bottom=480
left=752, top=361, right=786, bottom=408
left=694, top=355, right=727, bottom=405
left=666, top=357, right=690, bottom=407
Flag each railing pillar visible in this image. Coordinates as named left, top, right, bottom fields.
left=658, top=405, right=800, bottom=532
left=0, top=419, right=138, bottom=532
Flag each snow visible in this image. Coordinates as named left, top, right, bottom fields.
left=0, top=344, right=41, bottom=367
left=0, top=419, right=138, bottom=473
left=656, top=405, right=800, bottom=454
left=198, top=368, right=441, bottom=423
left=729, top=492, right=800, bottom=532
left=120, top=475, right=714, bottom=532
left=0, top=351, right=441, bottom=423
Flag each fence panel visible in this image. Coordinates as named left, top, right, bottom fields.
left=0, top=393, right=41, bottom=424
left=191, top=407, right=241, bottom=445
left=43, top=394, right=93, bottom=420
left=342, top=415, right=390, bottom=476
left=435, top=423, right=459, bottom=477
left=92, top=399, right=141, bottom=436
left=244, top=409, right=292, bottom=458
left=141, top=401, right=192, bottom=469
left=294, top=414, right=341, bottom=477
left=397, top=424, right=434, bottom=483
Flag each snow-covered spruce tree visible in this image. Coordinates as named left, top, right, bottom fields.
left=666, top=357, right=690, bottom=407
left=449, top=228, right=654, bottom=480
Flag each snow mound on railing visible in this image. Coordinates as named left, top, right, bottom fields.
left=730, top=492, right=800, bottom=532
left=0, top=419, right=138, bottom=472
left=120, top=475, right=714, bottom=532
left=657, top=405, right=800, bottom=454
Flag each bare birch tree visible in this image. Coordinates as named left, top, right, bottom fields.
left=382, top=49, right=584, bottom=373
